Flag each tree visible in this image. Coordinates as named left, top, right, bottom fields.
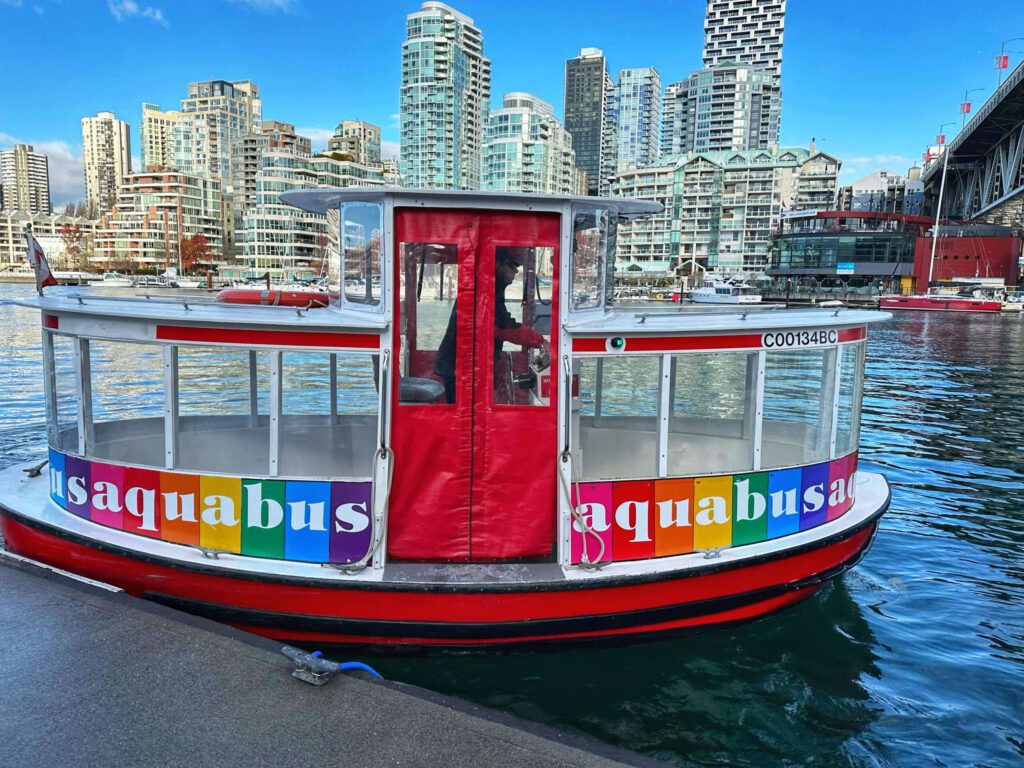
left=179, top=233, right=209, bottom=273
left=59, top=223, right=84, bottom=271
left=63, top=201, right=75, bottom=216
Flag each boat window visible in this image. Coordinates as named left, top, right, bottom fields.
left=176, top=347, right=271, bottom=475
left=86, top=341, right=165, bottom=466
left=570, top=206, right=615, bottom=312
left=340, top=201, right=384, bottom=312
left=761, top=348, right=837, bottom=468
left=576, top=356, right=660, bottom=480
left=834, top=341, right=866, bottom=457
left=279, top=352, right=378, bottom=479
left=398, top=241, right=457, bottom=405
left=668, top=352, right=757, bottom=475
left=493, top=245, right=554, bottom=406
left=47, top=333, right=80, bottom=454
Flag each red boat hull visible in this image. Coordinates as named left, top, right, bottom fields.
left=0, top=502, right=885, bottom=650
left=879, top=295, right=1002, bottom=312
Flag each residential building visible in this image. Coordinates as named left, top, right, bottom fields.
left=172, top=80, right=262, bottom=255
left=81, top=111, right=132, bottom=215
left=614, top=67, right=661, bottom=173
left=96, top=167, right=223, bottom=270
left=563, top=47, right=616, bottom=196
left=239, top=148, right=385, bottom=278
left=702, top=0, right=786, bottom=141
left=0, top=144, right=50, bottom=214
left=481, top=93, right=576, bottom=194
left=400, top=2, right=491, bottom=190
left=661, top=61, right=780, bottom=155
left=770, top=211, right=1020, bottom=294
left=0, top=211, right=97, bottom=270
left=140, top=103, right=180, bottom=169
left=612, top=146, right=839, bottom=273
left=327, top=121, right=381, bottom=165
left=836, top=168, right=925, bottom=215
left=382, top=157, right=404, bottom=187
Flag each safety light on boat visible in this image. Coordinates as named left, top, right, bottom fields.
left=607, top=337, right=626, bottom=351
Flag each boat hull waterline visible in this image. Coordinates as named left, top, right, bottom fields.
left=0, top=467, right=889, bottom=650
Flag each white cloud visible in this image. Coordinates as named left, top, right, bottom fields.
left=381, top=141, right=400, bottom=159
left=108, top=0, right=168, bottom=27
left=0, top=132, right=84, bottom=208
left=0, top=0, right=25, bottom=7
left=228, top=0, right=298, bottom=11
left=296, top=127, right=334, bottom=152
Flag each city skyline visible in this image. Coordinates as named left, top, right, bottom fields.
left=1, top=0, right=1021, bottom=206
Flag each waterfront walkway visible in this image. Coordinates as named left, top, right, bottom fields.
left=0, top=555, right=652, bottom=768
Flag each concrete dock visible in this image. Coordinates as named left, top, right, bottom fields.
left=0, top=555, right=654, bottom=768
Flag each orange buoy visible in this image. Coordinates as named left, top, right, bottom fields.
left=215, top=289, right=330, bottom=308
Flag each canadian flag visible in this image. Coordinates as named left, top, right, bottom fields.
left=24, top=229, right=59, bottom=294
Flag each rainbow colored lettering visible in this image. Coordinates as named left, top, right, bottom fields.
left=47, top=449, right=372, bottom=565
left=569, top=453, right=858, bottom=564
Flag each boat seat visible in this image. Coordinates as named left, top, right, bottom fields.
left=399, top=377, right=445, bottom=404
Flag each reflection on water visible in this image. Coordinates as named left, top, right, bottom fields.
left=1, top=284, right=1023, bottom=766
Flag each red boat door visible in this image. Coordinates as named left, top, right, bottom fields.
left=388, top=208, right=560, bottom=562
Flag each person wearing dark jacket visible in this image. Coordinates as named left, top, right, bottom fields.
left=434, top=249, right=547, bottom=404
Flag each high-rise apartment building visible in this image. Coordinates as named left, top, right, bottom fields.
left=96, top=168, right=223, bottom=269
left=563, top=48, right=616, bottom=196
left=240, top=142, right=385, bottom=278
left=702, top=0, right=786, bottom=140
left=171, top=79, right=262, bottom=255
left=661, top=61, right=780, bottom=155
left=140, top=103, right=181, bottom=169
left=0, top=144, right=50, bottom=214
left=400, top=2, right=491, bottom=190
left=613, top=146, right=838, bottom=273
left=81, top=111, right=132, bottom=215
left=328, top=121, right=382, bottom=166
left=481, top=93, right=576, bottom=195
left=172, top=80, right=262, bottom=193
left=703, top=0, right=786, bottom=74
left=613, top=67, right=661, bottom=173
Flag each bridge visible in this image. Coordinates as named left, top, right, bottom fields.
left=922, top=60, right=1024, bottom=231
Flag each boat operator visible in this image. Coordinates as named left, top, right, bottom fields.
left=434, top=247, right=548, bottom=404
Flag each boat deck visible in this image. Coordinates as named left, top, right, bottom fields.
left=0, top=555, right=653, bottom=768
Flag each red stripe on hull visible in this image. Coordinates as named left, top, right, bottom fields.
left=0, top=514, right=876, bottom=647
left=879, top=297, right=1002, bottom=312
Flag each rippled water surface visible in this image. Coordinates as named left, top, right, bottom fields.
left=1, top=283, right=1021, bottom=766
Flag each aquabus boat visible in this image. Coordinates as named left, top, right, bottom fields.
left=0, top=190, right=891, bottom=650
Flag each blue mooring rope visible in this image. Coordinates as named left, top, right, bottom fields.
left=310, top=650, right=383, bottom=678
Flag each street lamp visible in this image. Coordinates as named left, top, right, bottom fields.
left=996, top=37, right=1024, bottom=87
left=960, top=87, right=985, bottom=128
left=927, top=122, right=958, bottom=288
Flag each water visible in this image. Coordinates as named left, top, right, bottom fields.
left=1, top=282, right=1021, bottom=766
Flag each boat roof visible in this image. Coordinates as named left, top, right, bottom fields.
left=19, top=291, right=889, bottom=333
left=281, top=187, right=664, bottom=218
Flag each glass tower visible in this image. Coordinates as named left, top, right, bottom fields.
left=481, top=93, right=576, bottom=194
left=400, top=2, right=491, bottom=190
left=613, top=67, right=661, bottom=173
left=563, top=48, right=615, bottom=196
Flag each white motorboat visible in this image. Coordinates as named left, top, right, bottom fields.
left=87, top=272, right=133, bottom=287
left=691, top=277, right=763, bottom=305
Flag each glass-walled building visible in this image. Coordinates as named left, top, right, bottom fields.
left=400, top=2, right=491, bottom=190
left=661, top=61, right=779, bottom=156
left=563, top=47, right=616, bottom=196
left=613, top=67, right=661, bottom=173
left=481, top=93, right=576, bottom=194
left=613, top=146, right=839, bottom=273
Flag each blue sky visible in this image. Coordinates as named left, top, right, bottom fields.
left=1, top=0, right=1021, bottom=206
